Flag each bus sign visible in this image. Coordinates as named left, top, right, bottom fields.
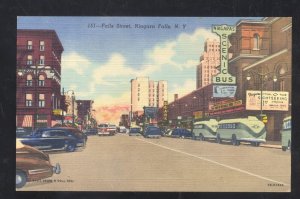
left=212, top=24, right=236, bottom=85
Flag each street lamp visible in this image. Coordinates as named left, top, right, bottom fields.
left=65, top=90, right=75, bottom=126
left=246, top=70, right=277, bottom=116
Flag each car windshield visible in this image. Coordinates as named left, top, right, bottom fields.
left=99, top=124, right=108, bottom=127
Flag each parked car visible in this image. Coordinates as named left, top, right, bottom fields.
left=143, top=126, right=161, bottom=138
left=16, top=127, right=31, bottom=138
left=170, top=128, right=193, bottom=139
left=128, top=127, right=141, bottom=136
left=84, top=128, right=98, bottom=135
left=97, top=123, right=116, bottom=136
left=118, top=126, right=127, bottom=133
left=162, top=129, right=172, bottom=137
left=18, top=127, right=87, bottom=152
left=16, top=139, right=61, bottom=188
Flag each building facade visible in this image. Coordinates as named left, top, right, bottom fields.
left=228, top=17, right=292, bottom=140
left=16, top=29, right=64, bottom=130
left=161, top=17, right=291, bottom=141
left=131, top=77, right=168, bottom=113
left=196, top=39, right=220, bottom=89
left=76, top=100, right=94, bottom=128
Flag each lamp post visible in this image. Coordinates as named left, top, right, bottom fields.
left=65, top=90, right=75, bottom=126
left=246, top=70, right=277, bottom=117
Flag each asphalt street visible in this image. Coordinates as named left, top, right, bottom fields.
left=19, top=133, right=291, bottom=192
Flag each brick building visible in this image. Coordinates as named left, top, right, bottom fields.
left=16, top=29, right=64, bottom=130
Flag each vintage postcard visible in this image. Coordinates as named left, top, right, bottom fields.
left=16, top=17, right=291, bottom=192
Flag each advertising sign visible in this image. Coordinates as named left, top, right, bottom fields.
left=213, top=85, right=237, bottom=98
left=246, top=90, right=289, bottom=111
left=193, top=111, right=203, bottom=119
left=163, top=101, right=168, bottom=121
left=143, top=106, right=158, bottom=119
left=212, top=25, right=236, bottom=84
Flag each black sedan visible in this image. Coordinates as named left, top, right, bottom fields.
left=170, top=128, right=193, bottom=139
left=143, top=126, right=162, bottom=138
left=19, top=127, right=87, bottom=152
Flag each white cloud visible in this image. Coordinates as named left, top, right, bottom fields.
left=144, top=28, right=218, bottom=72
left=62, top=52, right=91, bottom=75
left=168, top=79, right=196, bottom=102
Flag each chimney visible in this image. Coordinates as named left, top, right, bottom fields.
left=174, top=94, right=178, bottom=101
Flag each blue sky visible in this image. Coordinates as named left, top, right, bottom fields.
left=17, top=17, right=262, bottom=123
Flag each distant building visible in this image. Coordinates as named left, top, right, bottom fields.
left=196, top=39, right=220, bottom=89
left=131, top=77, right=168, bottom=113
left=76, top=100, right=94, bottom=128
left=16, top=29, right=64, bottom=130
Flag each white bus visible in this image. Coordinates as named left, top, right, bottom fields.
left=281, top=116, right=291, bottom=151
left=193, top=119, right=218, bottom=141
left=216, top=116, right=266, bottom=146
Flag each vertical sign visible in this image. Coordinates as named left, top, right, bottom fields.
left=163, top=101, right=168, bottom=121
left=212, top=25, right=236, bottom=85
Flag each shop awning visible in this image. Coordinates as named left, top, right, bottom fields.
left=22, top=115, right=32, bottom=127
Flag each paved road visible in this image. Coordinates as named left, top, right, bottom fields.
left=19, top=134, right=291, bottom=192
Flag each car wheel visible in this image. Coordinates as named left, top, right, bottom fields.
left=16, top=170, right=27, bottom=189
left=231, top=134, right=239, bottom=146
left=66, top=143, right=76, bottom=152
left=282, top=146, right=287, bottom=151
left=216, top=134, right=222, bottom=144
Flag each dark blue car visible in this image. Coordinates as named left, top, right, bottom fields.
left=171, top=128, right=193, bottom=139
left=19, top=127, right=87, bottom=152
left=143, top=126, right=162, bottom=138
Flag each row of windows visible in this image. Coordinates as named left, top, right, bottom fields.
left=25, top=93, right=45, bottom=107
left=218, top=123, right=237, bottom=129
left=25, top=74, right=45, bottom=86
left=27, top=55, right=45, bottom=65
left=27, top=40, right=45, bottom=51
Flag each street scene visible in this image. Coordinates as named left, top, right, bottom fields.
left=16, top=17, right=291, bottom=192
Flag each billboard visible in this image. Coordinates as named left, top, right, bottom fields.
left=246, top=90, right=289, bottom=111
left=213, top=85, right=237, bottom=98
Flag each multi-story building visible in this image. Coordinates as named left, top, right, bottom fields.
left=163, top=17, right=291, bottom=141
left=76, top=100, right=94, bottom=128
left=228, top=17, right=292, bottom=140
left=196, top=39, right=220, bottom=89
left=16, top=29, right=64, bottom=130
left=131, top=77, right=168, bottom=113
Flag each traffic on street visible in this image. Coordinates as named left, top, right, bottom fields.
left=18, top=132, right=290, bottom=192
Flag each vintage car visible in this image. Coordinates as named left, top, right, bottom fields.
left=16, top=139, right=61, bottom=188
left=143, top=126, right=162, bottom=139
left=19, top=127, right=87, bottom=152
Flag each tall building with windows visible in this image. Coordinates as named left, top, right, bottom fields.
left=131, top=77, right=168, bottom=113
left=196, top=39, right=220, bottom=89
left=16, top=29, right=64, bottom=130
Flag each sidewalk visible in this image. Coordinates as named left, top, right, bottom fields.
left=260, top=141, right=282, bottom=149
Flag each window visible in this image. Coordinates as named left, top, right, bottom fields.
left=26, top=74, right=33, bottom=86
left=40, top=41, right=45, bottom=51
left=27, top=55, right=32, bottom=65
left=38, top=75, right=45, bottom=86
left=280, top=80, right=285, bottom=91
left=38, top=94, right=45, bottom=107
left=253, top=33, right=260, bottom=50
left=27, top=40, right=32, bottom=50
left=25, top=94, right=33, bottom=107
left=39, top=55, right=45, bottom=65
